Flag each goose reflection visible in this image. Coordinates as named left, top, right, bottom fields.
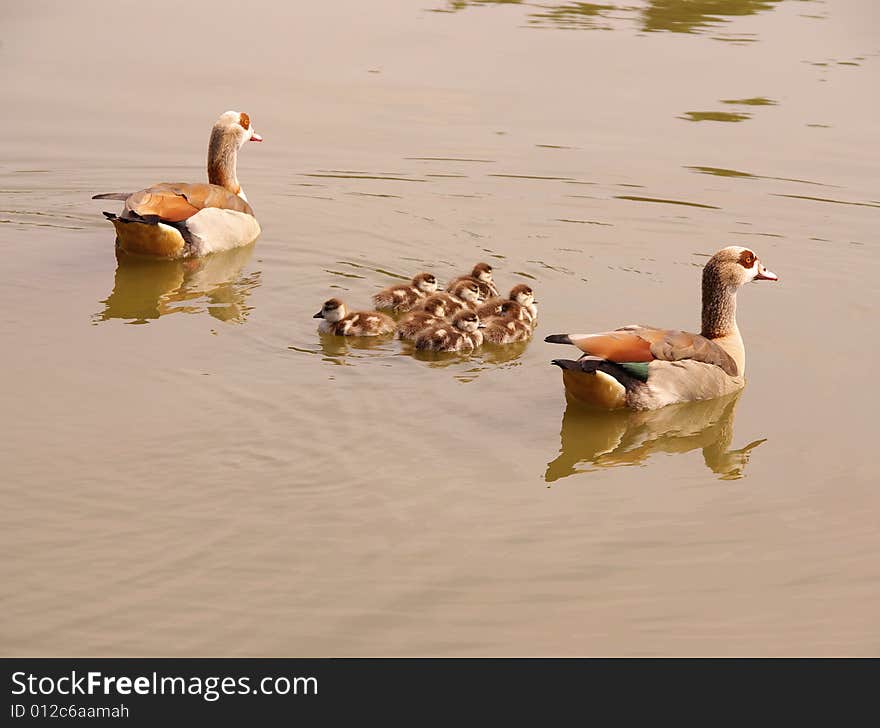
left=95, top=244, right=260, bottom=324
left=545, top=391, right=765, bottom=482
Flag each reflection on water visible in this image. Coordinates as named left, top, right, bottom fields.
left=721, top=96, right=778, bottom=106
left=545, top=391, right=766, bottom=482
left=312, top=318, right=533, bottom=373
left=95, top=245, right=260, bottom=324
left=480, top=340, right=531, bottom=364
left=528, top=3, right=618, bottom=30
left=317, top=332, right=397, bottom=365
left=407, top=339, right=531, bottom=381
left=437, top=0, right=786, bottom=34
left=641, top=0, right=782, bottom=33
left=681, top=111, right=751, bottom=122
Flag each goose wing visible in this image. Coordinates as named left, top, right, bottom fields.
left=547, top=325, right=738, bottom=377
left=120, top=183, right=254, bottom=223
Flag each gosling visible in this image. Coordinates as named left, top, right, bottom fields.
left=372, top=272, right=439, bottom=313
left=447, top=280, right=484, bottom=310
left=396, top=295, right=448, bottom=340
left=482, top=301, right=533, bottom=344
left=415, top=281, right=482, bottom=316
left=509, top=283, right=538, bottom=324
left=480, top=284, right=538, bottom=325
left=447, top=262, right=499, bottom=298
left=414, top=309, right=484, bottom=352
left=313, top=298, right=395, bottom=336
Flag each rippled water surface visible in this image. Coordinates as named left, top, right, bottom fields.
left=1, top=0, right=878, bottom=655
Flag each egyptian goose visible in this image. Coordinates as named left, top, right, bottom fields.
left=447, top=262, right=499, bottom=298
left=545, top=246, right=777, bottom=410
left=482, top=301, right=534, bottom=344
left=372, top=272, right=439, bottom=312
left=415, top=310, right=484, bottom=352
left=313, top=298, right=395, bottom=336
left=93, top=111, right=262, bottom=258
left=396, top=295, right=448, bottom=340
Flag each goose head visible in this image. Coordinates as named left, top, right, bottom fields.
left=451, top=280, right=482, bottom=304
left=452, top=309, right=481, bottom=333
left=705, top=246, right=778, bottom=290
left=471, top=262, right=494, bottom=284
left=701, top=247, right=777, bottom=342
left=412, top=272, right=439, bottom=294
left=313, top=298, right=347, bottom=322
left=212, top=111, right=262, bottom=148
left=509, top=284, right=535, bottom=307
left=208, top=111, right=262, bottom=197
left=498, top=300, right=529, bottom=321
left=420, top=294, right=448, bottom=318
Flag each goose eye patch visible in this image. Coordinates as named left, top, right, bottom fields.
left=738, top=250, right=755, bottom=268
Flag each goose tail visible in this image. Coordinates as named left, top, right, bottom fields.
left=92, top=192, right=132, bottom=201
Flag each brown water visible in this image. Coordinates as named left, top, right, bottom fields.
left=1, top=0, right=878, bottom=656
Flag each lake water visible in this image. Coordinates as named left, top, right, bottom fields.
left=1, top=0, right=878, bottom=655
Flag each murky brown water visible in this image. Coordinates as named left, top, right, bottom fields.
left=2, top=0, right=878, bottom=656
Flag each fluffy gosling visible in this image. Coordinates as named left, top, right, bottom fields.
left=482, top=301, right=533, bottom=344
left=447, top=262, right=499, bottom=298
left=480, top=284, right=538, bottom=326
left=314, top=298, right=395, bottom=336
left=372, top=272, right=439, bottom=313
left=414, top=309, right=484, bottom=352
left=396, top=295, right=448, bottom=340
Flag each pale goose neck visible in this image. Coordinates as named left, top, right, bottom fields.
left=701, top=266, right=745, bottom=376
left=207, top=127, right=242, bottom=196
left=701, top=265, right=738, bottom=339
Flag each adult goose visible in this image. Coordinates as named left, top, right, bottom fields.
left=546, top=247, right=777, bottom=410
left=93, top=111, right=262, bottom=258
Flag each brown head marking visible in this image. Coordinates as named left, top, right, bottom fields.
left=737, top=249, right=756, bottom=268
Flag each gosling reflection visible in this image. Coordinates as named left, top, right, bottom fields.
left=318, top=333, right=395, bottom=357
left=96, top=244, right=260, bottom=324
left=480, top=340, right=530, bottom=365
left=545, top=391, right=765, bottom=482
left=406, top=339, right=530, bottom=371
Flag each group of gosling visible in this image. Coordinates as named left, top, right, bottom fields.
left=313, top=263, right=538, bottom=352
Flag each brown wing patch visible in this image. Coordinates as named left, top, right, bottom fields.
left=125, top=188, right=200, bottom=222
left=569, top=326, right=739, bottom=376
left=125, top=183, right=254, bottom=223
left=618, top=326, right=739, bottom=376
left=568, top=331, right=654, bottom=362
